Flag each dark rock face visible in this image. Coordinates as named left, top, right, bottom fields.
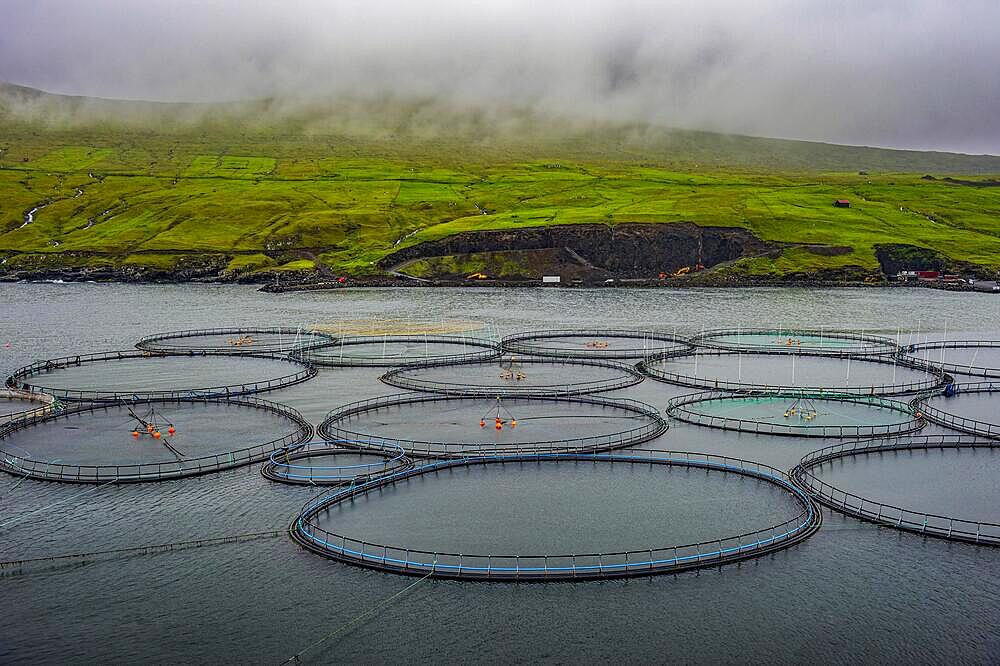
left=874, top=244, right=948, bottom=275
left=381, top=223, right=775, bottom=277
left=874, top=243, right=992, bottom=278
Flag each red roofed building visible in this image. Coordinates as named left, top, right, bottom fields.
left=833, top=199, right=850, bottom=208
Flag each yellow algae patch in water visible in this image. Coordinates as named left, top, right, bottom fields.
left=311, top=318, right=487, bottom=337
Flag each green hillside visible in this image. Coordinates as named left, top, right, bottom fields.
left=2, top=83, right=999, bottom=281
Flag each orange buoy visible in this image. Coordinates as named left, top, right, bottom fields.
left=167, top=426, right=175, bottom=435
left=146, top=424, right=154, bottom=433
left=511, top=419, right=517, bottom=428
left=132, top=431, right=139, bottom=438
left=153, top=431, right=161, bottom=439
left=480, top=419, right=486, bottom=428
left=495, top=422, right=502, bottom=430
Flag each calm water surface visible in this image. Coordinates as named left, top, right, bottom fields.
left=1, top=284, right=999, bottom=664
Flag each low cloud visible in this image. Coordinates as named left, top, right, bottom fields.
left=2, top=0, right=998, bottom=153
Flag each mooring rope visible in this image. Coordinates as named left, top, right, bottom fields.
left=280, top=562, right=436, bottom=664
left=0, top=476, right=120, bottom=532
left=0, top=529, right=284, bottom=574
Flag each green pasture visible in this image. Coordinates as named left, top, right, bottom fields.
left=1, top=123, right=999, bottom=278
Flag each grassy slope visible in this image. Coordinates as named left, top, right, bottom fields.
left=1, top=87, right=999, bottom=278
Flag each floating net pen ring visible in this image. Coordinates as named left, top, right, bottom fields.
left=261, top=440, right=411, bottom=486
left=0, top=395, right=312, bottom=483
left=901, top=340, right=1000, bottom=379
left=135, top=327, right=338, bottom=355
left=915, top=381, right=1000, bottom=439
left=291, top=449, right=821, bottom=581
left=5, top=350, right=316, bottom=402
left=666, top=390, right=925, bottom=439
left=293, top=335, right=501, bottom=368
left=379, top=356, right=644, bottom=397
left=318, top=393, right=667, bottom=459
left=692, top=328, right=899, bottom=356
left=791, top=434, right=1000, bottom=546
left=639, top=349, right=947, bottom=397
left=0, top=388, right=59, bottom=424
left=501, top=329, right=692, bottom=360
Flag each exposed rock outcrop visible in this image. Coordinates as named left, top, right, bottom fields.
left=381, top=222, right=776, bottom=278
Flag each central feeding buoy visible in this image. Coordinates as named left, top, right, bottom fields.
left=783, top=396, right=818, bottom=421
left=481, top=396, right=518, bottom=431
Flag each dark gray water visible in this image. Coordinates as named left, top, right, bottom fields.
left=1, top=284, right=999, bottom=664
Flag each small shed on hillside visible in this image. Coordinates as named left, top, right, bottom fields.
left=833, top=199, right=851, bottom=208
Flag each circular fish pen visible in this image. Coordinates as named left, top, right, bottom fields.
left=667, top=391, right=923, bottom=438
left=791, top=434, right=1000, bottom=545
left=380, top=356, right=644, bottom=397
left=501, top=329, right=690, bottom=360
left=0, top=396, right=312, bottom=483
left=901, top=340, right=1000, bottom=379
left=135, top=327, right=336, bottom=355
left=917, top=382, right=1000, bottom=438
left=318, top=393, right=667, bottom=458
left=261, top=441, right=411, bottom=486
left=290, top=450, right=821, bottom=581
left=294, top=335, right=500, bottom=367
left=639, top=350, right=944, bottom=396
left=6, top=350, right=316, bottom=402
left=0, top=388, right=58, bottom=424
left=693, top=328, right=898, bottom=356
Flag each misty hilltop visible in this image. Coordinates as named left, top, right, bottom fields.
left=4, top=1, right=1000, bottom=156
left=2, top=77, right=999, bottom=288
left=2, top=82, right=999, bottom=174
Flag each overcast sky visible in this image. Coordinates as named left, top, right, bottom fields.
left=2, top=0, right=999, bottom=154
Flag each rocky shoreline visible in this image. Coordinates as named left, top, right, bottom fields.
left=2, top=264, right=993, bottom=293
